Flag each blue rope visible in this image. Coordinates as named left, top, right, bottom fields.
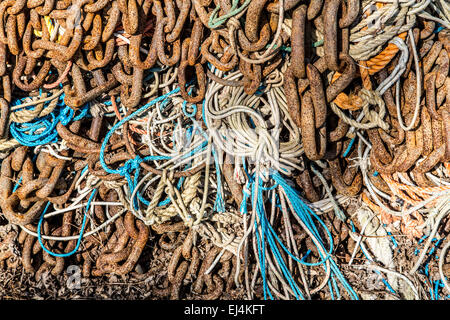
left=343, top=137, right=356, bottom=157
left=332, top=276, right=341, bottom=299
left=246, top=171, right=358, bottom=300
left=328, top=280, right=335, bottom=300
left=11, top=113, right=60, bottom=146
left=434, top=280, right=440, bottom=300
left=212, top=147, right=225, bottom=212
left=181, top=88, right=197, bottom=118
left=99, top=87, right=211, bottom=212
left=10, top=93, right=89, bottom=147
left=99, top=88, right=180, bottom=210
left=254, top=215, right=272, bottom=300
left=351, top=221, right=398, bottom=295
left=271, top=170, right=359, bottom=300
left=99, top=88, right=180, bottom=174
left=386, top=230, right=399, bottom=248
left=251, top=177, right=303, bottom=299
left=37, top=188, right=97, bottom=258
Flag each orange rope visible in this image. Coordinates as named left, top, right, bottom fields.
left=331, top=90, right=365, bottom=111
left=381, top=173, right=450, bottom=196
left=383, top=175, right=426, bottom=206
left=330, top=69, right=366, bottom=110
left=331, top=4, right=406, bottom=110
left=364, top=32, right=408, bottom=75
left=359, top=60, right=372, bottom=90
left=362, top=192, right=424, bottom=239
left=380, top=173, right=450, bottom=211
left=362, top=192, right=399, bottom=225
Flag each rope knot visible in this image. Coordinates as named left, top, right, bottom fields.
left=226, top=17, right=241, bottom=31
left=119, top=155, right=142, bottom=176
left=358, top=88, right=389, bottom=131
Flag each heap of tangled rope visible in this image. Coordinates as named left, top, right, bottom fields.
left=0, top=0, right=449, bottom=300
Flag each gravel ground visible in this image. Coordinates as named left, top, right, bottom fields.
left=1, top=211, right=449, bottom=300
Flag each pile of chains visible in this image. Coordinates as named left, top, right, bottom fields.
left=0, top=0, right=449, bottom=300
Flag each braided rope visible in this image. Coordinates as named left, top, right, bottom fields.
left=350, top=6, right=416, bottom=61
left=102, top=179, right=127, bottom=190
left=359, top=60, right=373, bottom=90
left=365, top=32, right=408, bottom=75
left=10, top=93, right=60, bottom=123
left=146, top=171, right=202, bottom=225
left=145, top=170, right=168, bottom=218
left=0, top=138, right=21, bottom=151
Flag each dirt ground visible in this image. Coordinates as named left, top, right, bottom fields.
left=1, top=207, right=449, bottom=300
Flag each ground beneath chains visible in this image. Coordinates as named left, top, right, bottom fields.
left=1, top=210, right=449, bottom=300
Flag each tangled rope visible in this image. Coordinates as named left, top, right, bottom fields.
left=0, top=0, right=448, bottom=301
